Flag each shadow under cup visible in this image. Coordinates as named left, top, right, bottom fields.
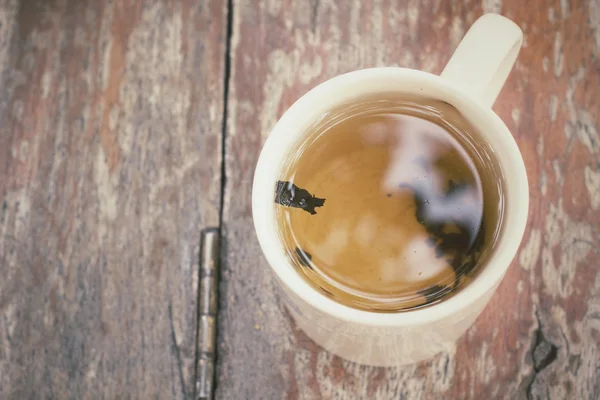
left=273, top=93, right=507, bottom=312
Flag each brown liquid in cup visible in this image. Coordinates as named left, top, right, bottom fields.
left=275, top=95, right=505, bottom=311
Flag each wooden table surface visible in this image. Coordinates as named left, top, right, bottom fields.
left=1, top=0, right=599, bottom=399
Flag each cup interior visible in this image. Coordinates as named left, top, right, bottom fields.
left=252, top=68, right=528, bottom=326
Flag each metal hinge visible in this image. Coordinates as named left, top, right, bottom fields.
left=195, top=228, right=220, bottom=400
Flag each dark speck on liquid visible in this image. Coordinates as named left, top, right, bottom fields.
left=434, top=245, right=445, bottom=258
left=295, top=247, right=313, bottom=269
left=418, top=285, right=451, bottom=304
left=274, top=181, right=326, bottom=215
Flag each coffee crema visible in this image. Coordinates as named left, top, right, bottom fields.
left=274, top=95, right=505, bottom=311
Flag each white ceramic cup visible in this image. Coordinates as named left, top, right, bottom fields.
left=252, top=14, right=528, bottom=366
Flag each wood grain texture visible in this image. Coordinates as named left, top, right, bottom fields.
left=218, top=0, right=600, bottom=399
left=0, top=0, right=226, bottom=398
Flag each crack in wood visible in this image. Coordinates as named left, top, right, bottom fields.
left=168, top=303, right=187, bottom=400
left=310, top=0, right=320, bottom=33
left=218, top=0, right=234, bottom=229
left=443, top=355, right=450, bottom=378
left=524, top=311, right=559, bottom=400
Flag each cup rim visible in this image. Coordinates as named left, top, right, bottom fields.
left=252, top=67, right=529, bottom=327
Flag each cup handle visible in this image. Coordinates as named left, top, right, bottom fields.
left=440, top=14, right=523, bottom=108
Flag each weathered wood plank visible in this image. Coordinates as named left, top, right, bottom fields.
left=219, top=0, right=600, bottom=398
left=0, top=0, right=226, bottom=398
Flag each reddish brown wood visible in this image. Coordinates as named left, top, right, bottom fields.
left=0, top=0, right=226, bottom=398
left=218, top=0, right=600, bottom=398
